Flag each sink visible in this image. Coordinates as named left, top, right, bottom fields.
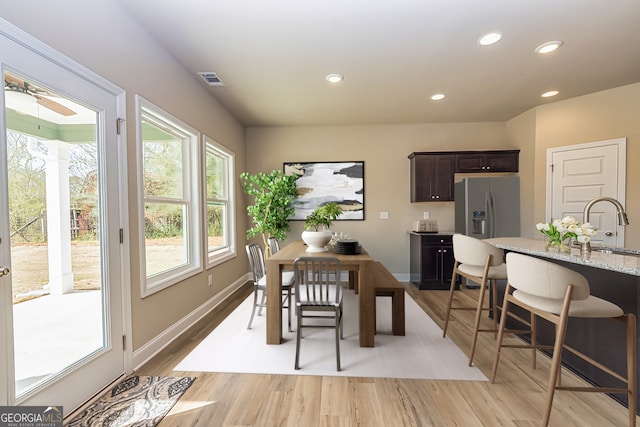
left=571, top=241, right=640, bottom=257
left=593, top=247, right=640, bottom=257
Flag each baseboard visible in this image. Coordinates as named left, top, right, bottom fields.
left=132, top=274, right=250, bottom=370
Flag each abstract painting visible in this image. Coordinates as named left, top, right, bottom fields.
left=283, top=161, right=364, bottom=220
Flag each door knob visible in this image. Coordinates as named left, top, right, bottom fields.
left=0, top=266, right=10, bottom=277
left=605, top=231, right=613, bottom=236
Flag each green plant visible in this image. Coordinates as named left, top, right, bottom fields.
left=304, top=202, right=343, bottom=231
left=240, top=170, right=298, bottom=252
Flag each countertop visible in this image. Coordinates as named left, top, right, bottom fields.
left=486, top=237, right=640, bottom=277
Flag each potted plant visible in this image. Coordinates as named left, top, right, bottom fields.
left=240, top=170, right=298, bottom=257
left=301, top=202, right=343, bottom=252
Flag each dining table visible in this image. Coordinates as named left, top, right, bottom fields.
left=266, top=240, right=376, bottom=347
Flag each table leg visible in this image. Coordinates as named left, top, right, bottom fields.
left=266, top=259, right=283, bottom=344
left=359, top=260, right=375, bottom=347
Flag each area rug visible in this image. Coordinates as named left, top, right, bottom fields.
left=174, top=290, right=487, bottom=381
left=67, top=375, right=195, bottom=427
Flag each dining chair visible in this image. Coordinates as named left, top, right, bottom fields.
left=491, top=252, right=636, bottom=427
left=245, top=243, right=294, bottom=332
left=293, top=256, right=344, bottom=371
left=267, top=237, right=281, bottom=256
left=443, top=233, right=508, bottom=366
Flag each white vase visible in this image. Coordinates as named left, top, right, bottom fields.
left=301, top=230, right=332, bottom=252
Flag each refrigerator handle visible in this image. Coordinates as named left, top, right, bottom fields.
left=488, top=192, right=496, bottom=238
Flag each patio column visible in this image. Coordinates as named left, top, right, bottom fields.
left=45, top=140, right=74, bottom=295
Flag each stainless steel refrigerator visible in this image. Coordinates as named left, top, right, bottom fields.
left=455, top=177, right=520, bottom=239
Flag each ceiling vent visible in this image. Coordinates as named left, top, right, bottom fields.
left=198, top=72, right=225, bottom=86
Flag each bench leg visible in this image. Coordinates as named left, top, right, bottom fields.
left=375, top=289, right=406, bottom=336
left=391, top=289, right=405, bottom=336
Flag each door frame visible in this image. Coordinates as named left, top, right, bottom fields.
left=0, top=18, right=133, bottom=405
left=545, top=137, right=627, bottom=244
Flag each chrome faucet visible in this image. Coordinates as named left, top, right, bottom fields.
left=582, top=196, right=630, bottom=255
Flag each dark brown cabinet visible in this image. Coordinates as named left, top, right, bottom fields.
left=409, top=233, right=456, bottom=290
left=409, top=150, right=519, bottom=203
left=409, top=153, right=455, bottom=202
left=454, top=150, right=519, bottom=173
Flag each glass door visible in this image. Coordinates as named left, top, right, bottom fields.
left=1, top=26, right=126, bottom=414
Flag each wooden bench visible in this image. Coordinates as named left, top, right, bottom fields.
left=372, top=261, right=405, bottom=336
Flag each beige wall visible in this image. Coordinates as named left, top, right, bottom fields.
left=245, top=123, right=514, bottom=275
left=2, top=2, right=247, bottom=350
left=507, top=82, right=640, bottom=248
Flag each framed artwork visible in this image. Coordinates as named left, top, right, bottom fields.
left=283, top=161, right=365, bottom=221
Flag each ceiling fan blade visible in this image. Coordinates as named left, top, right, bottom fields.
left=36, top=96, right=76, bottom=116
left=4, top=74, right=24, bottom=87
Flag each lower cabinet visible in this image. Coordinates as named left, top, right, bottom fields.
left=409, top=233, right=456, bottom=290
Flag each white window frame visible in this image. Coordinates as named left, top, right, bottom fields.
left=135, top=95, right=202, bottom=297
left=203, top=135, right=236, bottom=268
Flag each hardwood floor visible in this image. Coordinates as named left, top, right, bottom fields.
left=137, top=283, right=636, bottom=426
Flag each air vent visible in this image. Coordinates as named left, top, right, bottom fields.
left=198, top=72, right=225, bottom=86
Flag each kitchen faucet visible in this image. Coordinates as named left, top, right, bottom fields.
left=581, top=196, right=630, bottom=255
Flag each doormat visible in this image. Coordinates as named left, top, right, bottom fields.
left=67, top=375, right=195, bottom=427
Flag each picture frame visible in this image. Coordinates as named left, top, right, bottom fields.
left=283, top=161, right=365, bottom=221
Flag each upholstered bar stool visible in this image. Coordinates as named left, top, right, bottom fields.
left=443, top=234, right=508, bottom=366
left=491, top=252, right=636, bottom=427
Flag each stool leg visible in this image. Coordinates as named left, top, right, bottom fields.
left=442, top=263, right=459, bottom=338
left=491, top=279, right=499, bottom=338
left=469, top=275, right=489, bottom=366
left=491, top=286, right=512, bottom=383
left=627, top=313, right=637, bottom=427
left=531, top=313, right=537, bottom=370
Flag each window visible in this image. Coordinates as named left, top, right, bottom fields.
left=204, top=136, right=236, bottom=267
left=136, top=96, right=201, bottom=296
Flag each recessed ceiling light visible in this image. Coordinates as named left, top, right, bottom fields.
left=541, top=90, right=559, bottom=98
left=325, top=73, right=344, bottom=83
left=535, top=40, right=563, bottom=54
left=431, top=93, right=445, bottom=101
left=478, top=32, right=502, bottom=46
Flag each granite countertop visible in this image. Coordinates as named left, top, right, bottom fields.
left=486, top=237, right=640, bottom=277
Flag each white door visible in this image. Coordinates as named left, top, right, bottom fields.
left=1, top=23, right=128, bottom=413
left=547, top=138, right=627, bottom=247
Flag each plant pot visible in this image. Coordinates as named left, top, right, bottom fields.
left=301, top=230, right=332, bottom=252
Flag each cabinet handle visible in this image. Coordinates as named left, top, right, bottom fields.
left=442, top=249, right=447, bottom=253
left=486, top=166, right=491, bottom=170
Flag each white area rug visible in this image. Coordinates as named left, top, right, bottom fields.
left=175, top=289, right=487, bottom=381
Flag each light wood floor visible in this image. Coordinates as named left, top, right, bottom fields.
left=137, top=283, right=637, bottom=426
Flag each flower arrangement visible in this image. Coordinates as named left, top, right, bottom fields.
left=536, top=216, right=597, bottom=252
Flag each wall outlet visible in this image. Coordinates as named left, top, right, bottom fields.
left=208, top=274, right=213, bottom=286
left=380, top=211, right=389, bottom=220
left=423, top=211, right=430, bottom=219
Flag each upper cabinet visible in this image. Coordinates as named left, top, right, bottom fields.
left=454, top=150, right=519, bottom=173
left=409, top=153, right=455, bottom=202
left=409, top=150, right=519, bottom=202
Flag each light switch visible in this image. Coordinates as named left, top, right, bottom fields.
left=380, top=211, right=389, bottom=220
left=423, top=211, right=430, bottom=219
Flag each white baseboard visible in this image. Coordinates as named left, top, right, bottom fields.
left=132, top=274, right=250, bottom=370
left=395, top=273, right=410, bottom=283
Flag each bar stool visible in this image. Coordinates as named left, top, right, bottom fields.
left=443, top=233, right=507, bottom=366
left=491, top=252, right=636, bottom=427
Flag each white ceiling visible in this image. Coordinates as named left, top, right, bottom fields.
left=116, top=0, right=640, bottom=127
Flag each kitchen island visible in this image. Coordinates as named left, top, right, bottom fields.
left=486, top=237, right=640, bottom=413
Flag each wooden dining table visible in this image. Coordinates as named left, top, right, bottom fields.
left=266, top=240, right=376, bottom=347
